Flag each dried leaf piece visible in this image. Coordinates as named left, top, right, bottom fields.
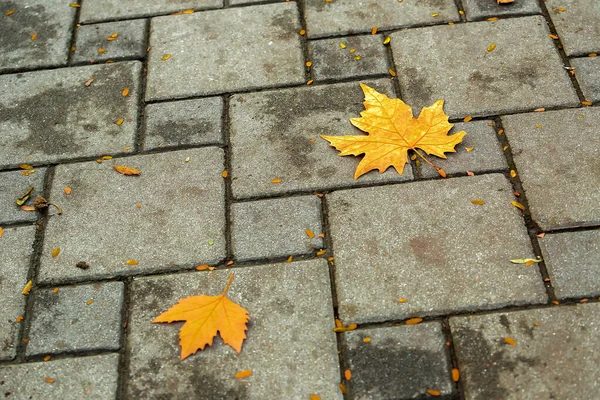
left=153, top=274, right=249, bottom=359
left=305, top=229, right=315, bottom=239
left=98, top=47, right=107, bottom=54
left=465, top=147, right=474, bottom=152
left=487, top=43, right=496, bottom=51
left=45, top=377, right=54, bottom=383
left=498, top=0, right=514, bottom=3
left=31, top=33, right=37, bottom=40
left=221, top=170, right=228, bottom=178
left=76, top=261, right=89, bottom=270
left=51, top=248, right=60, bottom=258
left=43, top=355, right=51, bottom=361
left=64, top=187, right=72, bottom=195
left=235, top=370, right=252, bottom=379
left=69, top=3, right=80, bottom=7
left=126, top=259, right=139, bottom=265
left=84, top=77, right=95, bottom=87
left=463, top=115, right=472, bottom=122
left=16, top=187, right=34, bottom=206
left=122, top=88, right=129, bottom=97
left=339, top=383, right=347, bottom=394
left=466, top=171, right=475, bottom=176
left=309, top=395, right=322, bottom=400
left=16, top=315, right=24, bottom=322
left=537, top=233, right=545, bottom=238
left=581, top=101, right=592, bottom=106
left=21, top=205, right=36, bottom=211
left=286, top=255, right=293, bottom=263
left=452, top=368, right=460, bottom=381
left=344, top=369, right=352, bottom=380
left=511, top=201, right=525, bottom=211
left=388, top=69, right=397, bottom=77
left=53, top=288, right=59, bottom=293
left=510, top=257, right=542, bottom=264
left=371, top=26, right=377, bottom=34
left=471, top=199, right=485, bottom=205
left=363, top=337, right=371, bottom=343
left=22, top=280, right=33, bottom=295
left=510, top=170, right=517, bottom=178
left=504, top=337, right=517, bottom=346
left=21, top=169, right=36, bottom=176
left=183, top=9, right=194, bottom=14
left=114, top=164, right=141, bottom=176
left=162, top=54, right=171, bottom=61
left=33, top=196, right=63, bottom=214
left=426, top=389, right=441, bottom=396
left=5, top=10, right=16, bottom=16
left=549, top=33, right=559, bottom=39
left=398, top=298, right=407, bottom=303
left=196, top=264, right=210, bottom=271
left=383, top=36, right=391, bottom=45
left=316, top=249, right=326, bottom=256
left=271, top=178, right=282, bottom=183
left=405, top=317, right=423, bottom=325
left=86, top=299, right=94, bottom=305
left=115, top=118, right=124, bottom=125
left=333, top=323, right=357, bottom=333
left=20, top=164, right=33, bottom=170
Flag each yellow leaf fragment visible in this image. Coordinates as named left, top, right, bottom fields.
left=64, top=187, right=72, bottom=195
left=21, top=169, right=36, bottom=176
left=271, top=178, right=282, bottom=183
left=20, top=164, right=33, bottom=170
left=122, top=88, right=129, bottom=97
left=309, top=395, right=322, bottom=400
left=98, top=47, right=107, bottom=54
left=114, top=164, right=141, bottom=176
left=305, top=229, right=315, bottom=239
left=286, top=255, right=293, bottom=263
left=498, top=0, right=514, bottom=3
left=371, top=26, right=377, bottom=34
left=363, top=337, right=371, bottom=343
left=432, top=13, right=439, bottom=17
left=463, top=115, right=472, bottom=122
left=45, top=377, right=54, bottom=383
left=504, top=337, right=517, bottom=346
left=31, top=33, right=37, bottom=40
left=306, top=61, right=312, bottom=67
left=555, top=7, right=566, bottom=12
left=162, top=54, right=171, bottom=61
left=388, top=68, right=397, bottom=77
left=471, top=199, right=485, bottom=205
left=235, top=370, right=252, bottom=379
left=51, top=248, right=60, bottom=258
left=383, top=36, right=391, bottom=45
left=115, top=118, right=124, bottom=125
left=465, top=147, right=474, bottom=152
left=44, top=355, right=51, bottom=361
left=333, top=323, right=357, bottom=332
left=0, top=227, right=2, bottom=238
left=510, top=170, right=517, bottom=178
left=221, top=170, right=228, bottom=178
left=16, top=315, right=24, bottom=322
left=84, top=77, right=94, bottom=87
left=511, top=201, right=525, bottom=211
left=509, top=257, right=542, bottom=264
left=110, top=32, right=118, bottom=38
left=306, top=79, right=314, bottom=85
left=427, top=389, right=441, bottom=396
left=86, top=299, right=94, bottom=305
left=339, top=383, right=347, bottom=394
left=126, top=259, right=139, bottom=265
left=452, top=368, right=460, bottom=382
left=5, top=10, right=16, bottom=16
left=339, top=43, right=346, bottom=49
left=344, top=369, right=352, bottom=381
left=196, top=264, right=210, bottom=271
left=299, top=29, right=306, bottom=35
left=487, top=43, right=496, bottom=51
left=406, top=317, right=423, bottom=325
left=69, top=3, right=80, bottom=7
left=398, top=297, right=407, bottom=303
left=581, top=101, right=592, bottom=106
left=183, top=9, right=194, bottom=14
left=22, top=280, right=33, bottom=295
left=316, top=249, right=326, bottom=256
left=53, top=288, right=59, bottom=294
left=549, top=33, right=559, bottom=39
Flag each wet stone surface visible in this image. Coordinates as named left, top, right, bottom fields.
left=450, top=303, right=600, bottom=400
left=0, top=61, right=142, bottom=169
left=462, top=0, right=542, bottom=21
left=0, top=0, right=76, bottom=73
left=545, top=0, right=600, bottom=57
left=0, top=168, right=46, bottom=224
left=572, top=57, right=600, bottom=103
left=79, top=0, right=222, bottom=23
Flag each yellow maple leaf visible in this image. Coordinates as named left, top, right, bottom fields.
left=322, top=84, right=466, bottom=179
left=113, top=164, right=141, bottom=176
left=153, top=274, right=249, bottom=360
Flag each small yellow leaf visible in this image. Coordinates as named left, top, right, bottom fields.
left=110, top=32, right=118, bottom=38
left=306, top=79, right=314, bottom=85
left=31, top=33, right=37, bottom=40
left=509, top=257, right=542, bottom=264
left=20, top=164, right=33, bottom=170
left=504, top=337, right=517, bottom=346
left=465, top=147, right=474, bottom=152
left=183, top=9, right=194, bottom=14
left=43, top=355, right=51, bottom=361
left=388, top=68, right=397, bottom=77
left=122, top=88, right=130, bottom=97
left=21, top=205, right=36, bottom=211
left=452, top=368, right=460, bottom=382
left=432, top=13, right=439, bottom=17
left=363, top=337, right=371, bottom=343
left=45, top=377, right=54, bottom=383
left=339, top=383, right=347, bottom=394
left=333, top=323, right=357, bottom=332
left=549, top=33, right=559, bottom=39
left=53, top=288, right=59, bottom=294
left=286, top=255, right=293, bottom=263
left=406, top=317, right=423, bottom=325
left=235, top=370, right=252, bottom=379
left=0, top=227, right=2, bottom=239
left=534, top=107, right=545, bottom=112
left=162, top=54, right=171, bottom=61
left=427, top=389, right=441, bottom=396
left=339, top=43, right=346, bottom=49
left=510, top=170, right=517, bottom=178
left=511, top=201, right=525, bottom=211
left=16, top=315, right=24, bottom=322
left=398, top=298, right=407, bottom=303
left=299, top=29, right=306, bottom=35
left=5, top=10, right=16, bottom=16
left=306, top=61, right=312, bottom=67
left=196, top=264, right=210, bottom=271
left=353, top=55, right=361, bottom=61
left=344, top=369, right=352, bottom=381
left=487, top=17, right=498, bottom=21
left=316, top=249, right=326, bottom=256
left=22, top=280, right=33, bottom=295
left=471, top=199, right=485, bottom=205
left=84, top=77, right=94, bottom=87
left=371, top=26, right=377, bottom=34
left=86, top=299, right=94, bottom=305
left=21, top=169, right=36, bottom=176
left=69, top=3, right=80, bottom=7
left=305, top=229, right=315, bottom=239
left=64, top=187, right=72, bottom=195
left=383, top=36, right=391, bottom=45
left=51, top=248, right=60, bottom=258
left=487, top=43, right=496, bottom=51
left=555, top=7, right=566, bottom=12
left=115, top=118, right=125, bottom=125
left=98, top=47, right=107, bottom=54
left=335, top=319, right=343, bottom=328
left=271, top=178, right=282, bottom=183
left=114, top=164, right=141, bottom=176
left=581, top=101, right=592, bottom=106
left=309, top=395, right=322, bottom=400
left=126, top=259, right=139, bottom=265
left=221, top=170, right=228, bottom=178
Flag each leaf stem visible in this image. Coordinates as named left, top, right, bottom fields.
left=221, top=274, right=235, bottom=296
left=412, top=149, right=446, bottom=178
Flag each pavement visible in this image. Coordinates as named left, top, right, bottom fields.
left=0, top=0, right=599, bottom=399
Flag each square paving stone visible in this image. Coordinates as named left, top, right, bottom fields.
left=572, top=57, right=600, bottom=103
left=390, top=16, right=579, bottom=119
left=450, top=303, right=600, bottom=400
left=462, top=0, right=542, bottom=21
left=304, top=0, right=459, bottom=38
left=545, top=0, right=600, bottom=57
left=539, top=230, right=600, bottom=300
left=309, top=35, right=390, bottom=82
left=144, top=97, right=224, bottom=151
left=502, top=108, right=600, bottom=230
left=0, top=354, right=120, bottom=399
left=328, top=174, right=547, bottom=324
left=0, top=226, right=35, bottom=360
left=0, top=0, right=76, bottom=73
left=73, top=19, right=148, bottom=65
left=418, top=120, right=507, bottom=178
left=38, top=148, right=226, bottom=284
left=230, top=79, right=412, bottom=199
left=344, top=323, right=453, bottom=399
left=0, top=168, right=45, bottom=224
left=146, top=3, right=305, bottom=101
left=27, top=282, right=124, bottom=355
left=126, top=260, right=342, bottom=400
left=0, top=61, right=142, bottom=169
left=231, top=196, right=323, bottom=261
left=79, top=0, right=222, bottom=23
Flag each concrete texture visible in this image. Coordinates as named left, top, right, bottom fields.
left=0, top=226, right=35, bottom=360
left=231, top=195, right=323, bottom=261
left=309, top=35, right=390, bottom=81
left=417, top=120, right=507, bottom=178
left=27, top=282, right=124, bottom=355
left=0, top=168, right=46, bottom=224
left=229, top=79, right=413, bottom=199
left=545, top=0, right=600, bottom=56
left=344, top=323, right=453, bottom=399
left=450, top=303, right=600, bottom=400
left=144, top=97, right=224, bottom=151
left=79, top=0, right=222, bottom=23
left=146, top=3, right=305, bottom=101
left=126, top=260, right=342, bottom=399
left=304, top=0, right=460, bottom=38
left=502, top=108, right=600, bottom=230
left=0, top=0, right=75, bottom=73
left=572, top=57, right=600, bottom=103
left=0, top=62, right=141, bottom=169
left=328, top=174, right=547, bottom=324
left=539, top=230, right=600, bottom=300
left=0, top=354, right=120, bottom=398
left=73, top=19, right=148, bottom=64
left=463, top=0, right=542, bottom=21
left=391, top=16, right=579, bottom=119
left=38, top=148, right=226, bottom=284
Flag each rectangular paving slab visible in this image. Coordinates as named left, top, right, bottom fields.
left=450, top=303, right=600, bottom=400
left=304, top=0, right=459, bottom=38
left=572, top=57, right=600, bottom=103
left=0, top=226, right=35, bottom=360
left=0, top=0, right=76, bottom=73
left=545, top=0, right=600, bottom=56
left=462, top=0, right=542, bottom=21
left=328, top=174, right=547, bottom=324
left=0, top=169, right=46, bottom=224
left=0, top=354, right=120, bottom=399
left=126, top=260, right=342, bottom=399
left=79, top=0, right=222, bottom=23
left=229, top=79, right=412, bottom=199
left=344, top=323, right=453, bottom=399
left=146, top=3, right=305, bottom=101
left=38, top=148, right=226, bottom=284
left=502, top=107, right=600, bottom=230
left=390, top=16, right=579, bottom=119
left=0, top=62, right=141, bottom=169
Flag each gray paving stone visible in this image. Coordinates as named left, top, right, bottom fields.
left=230, top=79, right=413, bottom=199
left=545, top=0, right=600, bottom=57
left=73, top=19, right=147, bottom=65
left=0, top=226, right=35, bottom=360
left=127, top=260, right=342, bottom=400
left=79, top=0, right=222, bottom=23
left=0, top=354, right=120, bottom=398
left=38, top=148, right=226, bottom=284
left=463, top=0, right=542, bottom=21
left=391, top=16, right=579, bottom=119
left=0, top=168, right=45, bottom=224
left=0, top=0, right=76, bottom=73
left=344, top=323, right=453, bottom=399
left=572, top=57, right=600, bottom=103
left=418, top=120, right=507, bottom=178
left=328, top=174, right=546, bottom=324
left=144, top=97, right=223, bottom=151
left=146, top=3, right=305, bottom=101
left=231, top=196, right=323, bottom=261
left=304, top=0, right=459, bottom=38
left=502, top=108, right=600, bottom=230
left=309, top=35, right=389, bottom=81
left=0, top=62, right=141, bottom=169
left=27, top=282, right=124, bottom=355
left=539, top=230, right=600, bottom=300
left=450, top=303, right=600, bottom=400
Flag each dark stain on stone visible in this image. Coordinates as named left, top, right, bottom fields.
left=148, top=119, right=216, bottom=148
left=270, top=9, right=296, bottom=39
left=403, top=67, right=435, bottom=108
left=409, top=236, right=447, bottom=265
left=499, top=315, right=511, bottom=333
left=268, top=298, right=295, bottom=315
left=518, top=318, right=536, bottom=340
left=263, top=63, right=275, bottom=74
left=468, top=70, right=503, bottom=95
left=134, top=280, right=174, bottom=309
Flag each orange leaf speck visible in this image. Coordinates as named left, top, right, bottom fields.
left=339, top=383, right=347, bottom=393
left=0, top=227, right=3, bottom=238
left=183, top=9, right=194, bottom=14
left=363, top=337, right=371, bottom=343
left=196, top=264, right=210, bottom=271
left=126, top=259, right=139, bottom=265
left=235, top=370, right=252, bottom=379
left=511, top=201, right=525, bottom=211
left=305, top=229, right=315, bottom=239
left=69, top=3, right=80, bottom=7
left=115, top=118, right=124, bottom=125
left=510, top=170, right=517, bottom=178
left=122, top=88, right=129, bottom=97
left=5, top=10, right=15, bottom=16
left=504, top=337, right=517, bottom=346
left=306, top=80, right=314, bottom=85
left=44, top=355, right=51, bottom=361
left=31, top=33, right=37, bottom=40
left=299, top=29, right=306, bottom=35
left=534, top=108, right=545, bottom=112
left=16, top=316, right=24, bottom=322
left=463, top=115, right=472, bottom=122
left=452, top=368, right=460, bottom=381
left=309, top=395, right=322, bottom=400
left=271, top=178, right=282, bottom=183
left=471, top=199, right=485, bottom=205
left=388, top=68, right=397, bottom=77
left=405, top=317, right=423, bottom=325
left=53, top=288, right=59, bottom=293
left=86, top=299, right=94, bottom=305
left=162, top=54, right=171, bottom=61
left=45, top=377, right=54, bottom=383
left=221, top=170, right=228, bottom=178
left=114, top=164, right=141, bottom=176
left=316, top=249, right=326, bottom=256
left=344, top=369, right=352, bottom=380
left=286, top=255, right=293, bottom=263
left=581, top=101, right=592, bottom=106
left=398, top=298, right=407, bottom=303
left=51, top=248, right=60, bottom=258
left=371, top=26, right=378, bottom=34
left=64, top=187, right=72, bottom=195
left=427, top=389, right=441, bottom=396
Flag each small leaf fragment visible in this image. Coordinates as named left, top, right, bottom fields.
left=196, top=264, right=210, bottom=271
left=487, top=43, right=496, bottom=51
left=16, top=315, right=24, bottom=322
left=427, top=389, right=441, bottom=396
left=20, top=164, right=33, bottom=170
left=581, top=101, right=592, bottom=106
left=339, top=383, right=347, bottom=394
left=504, top=337, right=517, bottom=346
left=363, top=337, right=371, bottom=343
left=98, top=47, right=107, bottom=54
left=316, top=249, right=326, bottom=256
left=115, top=118, right=125, bottom=125
left=452, top=368, right=460, bottom=382
left=0, top=227, right=2, bottom=238
left=235, top=370, right=252, bottom=379
left=465, top=147, right=474, bottom=152
left=510, top=170, right=517, bottom=178
left=305, top=229, right=315, bottom=239
left=84, top=77, right=95, bottom=87
left=221, top=170, right=228, bottom=178
left=44, top=355, right=51, bottom=361
left=388, top=68, right=397, bottom=77
left=383, top=36, right=391, bottom=45
left=398, top=298, right=407, bottom=303
left=510, top=257, right=542, bottom=264
left=86, top=299, right=94, bottom=305
left=122, top=88, right=130, bottom=97
left=471, top=199, right=485, bottom=205
left=463, top=115, right=472, bottom=122
left=21, top=205, right=36, bottom=211
left=333, top=323, right=357, bottom=332
left=406, top=317, right=423, bottom=325
left=114, top=164, right=141, bottom=176
left=183, top=9, right=194, bottom=14
left=5, top=10, right=16, bottom=16
left=69, top=3, right=80, bottom=7
left=309, top=395, right=322, bottom=400
left=51, top=248, right=60, bottom=258
left=31, top=33, right=37, bottom=40
left=549, top=33, right=559, bottom=39
left=511, top=201, right=525, bottom=211
left=64, top=187, right=72, bottom=195
left=45, top=377, right=55, bottom=383
left=126, top=259, right=139, bottom=265
left=344, top=369, right=352, bottom=381
left=22, top=280, right=33, bottom=295
left=53, top=288, right=59, bottom=294
left=162, top=54, right=171, bottom=61
left=271, top=178, right=282, bottom=183
left=371, top=26, right=377, bottom=34
left=286, top=255, right=293, bottom=263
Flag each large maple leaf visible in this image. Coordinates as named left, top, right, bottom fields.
left=322, top=84, right=466, bottom=179
left=153, top=274, right=249, bottom=360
